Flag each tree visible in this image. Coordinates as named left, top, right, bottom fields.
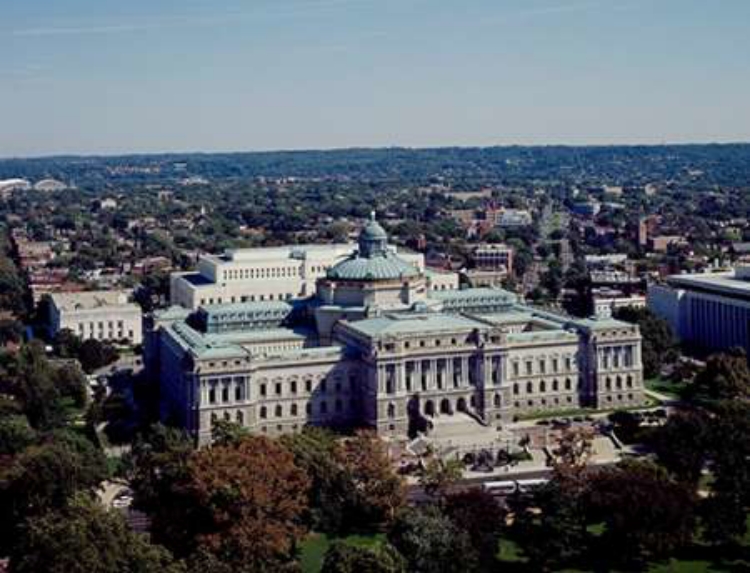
left=321, top=541, right=406, bottom=573
left=78, top=338, right=119, bottom=374
left=418, top=457, right=463, bottom=501
left=126, top=425, right=197, bottom=555
left=701, top=401, right=750, bottom=545
left=210, top=419, right=250, bottom=447
left=186, top=436, right=310, bottom=571
left=613, top=307, right=677, bottom=379
left=443, top=489, right=505, bottom=568
left=0, top=414, right=36, bottom=455
left=388, top=505, right=477, bottom=573
left=652, top=410, right=711, bottom=485
left=692, top=348, right=750, bottom=401
left=281, top=427, right=357, bottom=533
left=551, top=426, right=595, bottom=470
left=0, top=431, right=108, bottom=554
left=9, top=495, right=185, bottom=573
left=336, top=431, right=406, bottom=529
left=585, top=460, right=697, bottom=565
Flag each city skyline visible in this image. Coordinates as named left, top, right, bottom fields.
left=2, top=0, right=750, bottom=157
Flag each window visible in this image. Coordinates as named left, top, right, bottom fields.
left=526, top=382, right=533, bottom=394
left=222, top=385, right=229, bottom=402
left=209, top=386, right=216, bottom=404
left=260, top=384, right=267, bottom=397
left=387, top=403, right=396, bottom=419
left=275, top=405, right=283, bottom=418
left=565, top=378, right=572, bottom=390
left=275, top=383, right=282, bottom=395
left=513, top=383, right=519, bottom=395
left=525, top=361, right=533, bottom=375
left=290, top=381, right=297, bottom=394
left=539, top=380, right=546, bottom=393
left=306, top=403, right=312, bottom=415
left=552, top=379, right=559, bottom=392
left=235, top=385, right=242, bottom=401
left=513, top=362, right=519, bottom=377
left=306, top=379, right=312, bottom=392
left=236, top=410, right=244, bottom=425
left=260, top=406, right=267, bottom=419
left=291, top=404, right=298, bottom=416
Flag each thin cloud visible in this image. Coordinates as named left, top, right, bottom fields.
left=8, top=0, right=378, bottom=38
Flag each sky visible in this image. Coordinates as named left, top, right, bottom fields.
left=1, top=0, right=749, bottom=157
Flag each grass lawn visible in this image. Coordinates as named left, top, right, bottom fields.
left=517, top=398, right=660, bottom=422
left=645, top=377, right=689, bottom=400
left=496, top=516, right=750, bottom=573
left=300, top=532, right=384, bottom=573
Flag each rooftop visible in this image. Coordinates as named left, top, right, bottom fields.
left=667, top=269, right=750, bottom=300
left=341, top=312, right=486, bottom=338
left=51, top=290, right=136, bottom=312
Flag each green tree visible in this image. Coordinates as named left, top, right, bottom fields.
left=652, top=410, right=711, bottom=485
left=613, top=307, right=677, bottom=379
left=321, top=541, right=406, bottom=573
left=10, top=495, right=185, bottom=573
left=0, top=414, right=36, bottom=455
left=418, top=457, right=463, bottom=501
left=0, top=431, right=108, bottom=554
left=443, top=488, right=505, bottom=568
left=281, top=427, right=356, bottom=533
left=692, top=348, right=750, bottom=401
left=585, top=460, right=697, bottom=565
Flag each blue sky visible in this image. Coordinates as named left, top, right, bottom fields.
left=1, top=0, right=749, bottom=157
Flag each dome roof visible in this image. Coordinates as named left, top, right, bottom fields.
left=360, top=218, right=388, bottom=242
left=327, top=253, right=420, bottom=281
left=327, top=212, right=421, bottom=281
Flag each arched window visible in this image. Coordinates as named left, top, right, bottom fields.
left=290, top=380, right=298, bottom=394
left=494, top=394, right=501, bottom=408
left=552, top=379, right=559, bottom=391
left=513, top=383, right=519, bottom=395
left=616, top=376, right=622, bottom=389
left=260, top=406, right=267, bottom=419
left=526, top=382, right=533, bottom=394
left=275, top=405, right=283, bottom=418
left=305, top=379, right=312, bottom=392
left=540, top=380, right=546, bottom=393
left=565, top=378, right=572, bottom=390
left=626, top=375, right=633, bottom=388
left=605, top=377, right=612, bottom=391
left=291, top=404, right=298, bottom=416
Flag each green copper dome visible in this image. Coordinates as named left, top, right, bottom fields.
left=327, top=213, right=421, bottom=281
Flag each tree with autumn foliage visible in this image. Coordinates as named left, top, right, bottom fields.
left=186, top=436, right=310, bottom=571
left=336, top=431, right=406, bottom=530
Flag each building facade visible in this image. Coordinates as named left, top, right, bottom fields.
left=649, top=266, right=750, bottom=353
left=48, top=290, right=142, bottom=344
left=150, top=216, right=645, bottom=445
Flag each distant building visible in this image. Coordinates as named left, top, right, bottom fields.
left=649, top=235, right=687, bottom=253
left=648, top=266, right=750, bottom=353
left=47, top=290, right=142, bottom=345
left=593, top=293, right=647, bottom=319
left=571, top=201, right=601, bottom=217
left=496, top=209, right=533, bottom=228
left=473, top=243, right=514, bottom=275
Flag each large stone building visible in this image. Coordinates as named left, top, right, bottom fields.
left=148, top=216, right=645, bottom=445
left=649, top=266, right=750, bottom=353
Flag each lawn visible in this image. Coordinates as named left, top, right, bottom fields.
left=496, top=516, right=750, bottom=572
left=300, top=532, right=384, bottom=573
left=645, top=377, right=689, bottom=400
